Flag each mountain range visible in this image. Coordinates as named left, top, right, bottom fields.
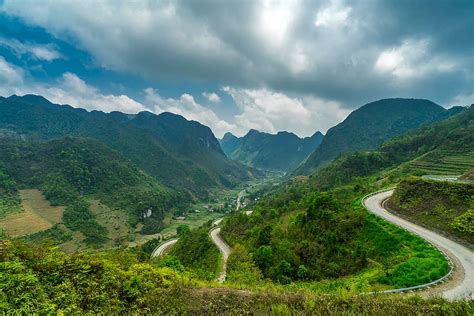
left=220, top=130, right=324, bottom=172
left=294, top=98, right=463, bottom=175
left=0, top=95, right=255, bottom=198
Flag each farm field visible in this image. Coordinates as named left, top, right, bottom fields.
left=0, top=189, right=64, bottom=237
left=405, top=151, right=474, bottom=176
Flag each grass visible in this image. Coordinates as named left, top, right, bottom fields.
left=158, top=210, right=223, bottom=238
left=406, top=151, right=474, bottom=176
left=0, top=194, right=22, bottom=218
left=0, top=189, right=64, bottom=237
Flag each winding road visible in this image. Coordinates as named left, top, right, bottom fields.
left=151, top=238, right=178, bottom=258
left=364, top=190, right=474, bottom=300
left=210, top=226, right=232, bottom=282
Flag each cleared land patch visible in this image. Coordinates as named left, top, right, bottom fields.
left=0, top=189, right=64, bottom=237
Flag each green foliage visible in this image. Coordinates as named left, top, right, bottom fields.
left=388, top=177, right=474, bottom=244
left=63, top=199, right=108, bottom=245
left=309, top=105, right=474, bottom=189
left=0, top=240, right=472, bottom=314
left=0, top=137, right=186, bottom=241
left=23, top=224, right=73, bottom=245
left=226, top=244, right=263, bottom=285
left=451, top=209, right=474, bottom=234
left=168, top=225, right=220, bottom=280
left=222, top=190, right=367, bottom=283
left=177, top=224, right=190, bottom=237
left=0, top=95, right=254, bottom=198
left=296, top=98, right=452, bottom=175
left=0, top=163, right=21, bottom=218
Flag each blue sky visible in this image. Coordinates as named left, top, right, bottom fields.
left=0, top=1, right=473, bottom=138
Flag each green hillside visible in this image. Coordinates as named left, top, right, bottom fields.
left=0, top=95, right=253, bottom=197
left=308, top=105, right=473, bottom=190
left=295, top=98, right=461, bottom=175
left=221, top=129, right=323, bottom=172
left=388, top=178, right=474, bottom=245
left=0, top=137, right=185, bottom=243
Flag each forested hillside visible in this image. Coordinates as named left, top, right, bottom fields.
left=221, top=129, right=323, bottom=172
left=295, top=98, right=461, bottom=175
left=0, top=137, right=185, bottom=243
left=308, top=105, right=473, bottom=190
left=0, top=95, right=254, bottom=197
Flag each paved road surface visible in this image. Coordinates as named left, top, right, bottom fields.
left=151, top=239, right=178, bottom=258
left=364, top=190, right=474, bottom=300
left=210, top=226, right=232, bottom=282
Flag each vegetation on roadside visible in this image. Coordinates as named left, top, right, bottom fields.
left=0, top=240, right=472, bottom=314
left=388, top=177, right=474, bottom=245
left=164, top=223, right=220, bottom=281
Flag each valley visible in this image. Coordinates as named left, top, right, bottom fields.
left=0, top=95, right=472, bottom=313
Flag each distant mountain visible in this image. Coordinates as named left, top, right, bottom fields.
left=294, top=98, right=453, bottom=175
left=0, top=95, right=254, bottom=197
left=220, top=129, right=323, bottom=172
left=309, top=105, right=472, bottom=189
left=220, top=132, right=241, bottom=156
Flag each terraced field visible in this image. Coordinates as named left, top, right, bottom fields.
left=406, top=151, right=474, bottom=176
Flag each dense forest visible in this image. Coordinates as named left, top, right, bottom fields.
left=0, top=137, right=187, bottom=243
left=0, top=95, right=255, bottom=197
left=295, top=98, right=463, bottom=175
left=308, top=105, right=473, bottom=190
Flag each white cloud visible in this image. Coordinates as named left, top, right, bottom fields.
left=223, top=86, right=349, bottom=136
left=450, top=93, right=474, bottom=106
left=145, top=88, right=237, bottom=137
left=0, top=38, right=62, bottom=61
left=0, top=59, right=145, bottom=113
left=202, top=92, right=221, bottom=103
left=0, top=56, right=24, bottom=84
left=314, top=2, right=352, bottom=27
left=42, top=73, right=146, bottom=113
left=375, top=39, right=457, bottom=80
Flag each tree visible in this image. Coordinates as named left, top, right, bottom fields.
left=176, top=225, right=190, bottom=237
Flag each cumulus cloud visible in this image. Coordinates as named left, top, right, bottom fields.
left=0, top=59, right=146, bottom=113
left=0, top=56, right=24, bottom=85
left=0, top=38, right=62, bottom=61
left=43, top=73, right=146, bottom=113
left=222, top=86, right=349, bottom=136
left=375, top=39, right=457, bottom=80
left=145, top=88, right=237, bottom=137
left=314, top=1, right=352, bottom=27
left=2, top=0, right=471, bottom=107
left=202, top=92, right=221, bottom=103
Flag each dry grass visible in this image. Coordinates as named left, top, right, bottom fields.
left=0, top=189, right=64, bottom=237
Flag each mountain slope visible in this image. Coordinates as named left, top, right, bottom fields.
left=221, top=129, right=323, bottom=172
left=220, top=132, right=241, bottom=156
left=309, top=105, right=472, bottom=190
left=0, top=136, right=183, bottom=242
left=295, top=98, right=452, bottom=175
left=0, top=95, right=253, bottom=197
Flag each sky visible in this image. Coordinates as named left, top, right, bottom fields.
left=0, top=0, right=473, bottom=138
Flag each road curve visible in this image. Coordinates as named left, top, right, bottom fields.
left=210, top=226, right=232, bottom=282
left=364, top=190, right=474, bottom=300
left=151, top=239, right=178, bottom=258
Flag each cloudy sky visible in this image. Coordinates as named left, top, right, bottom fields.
left=0, top=0, right=473, bottom=138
